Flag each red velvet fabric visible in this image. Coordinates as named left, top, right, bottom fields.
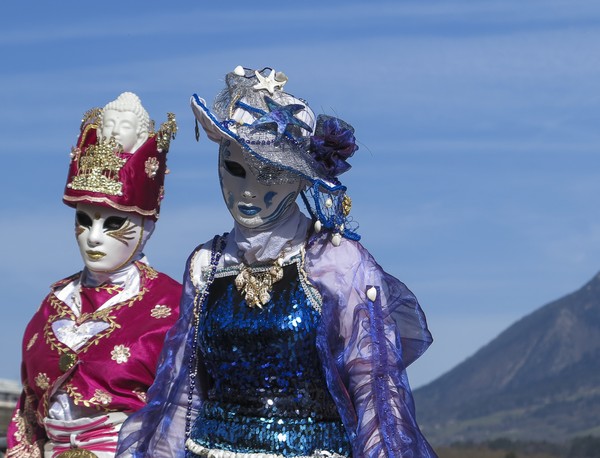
left=63, top=126, right=169, bottom=220
left=6, top=262, right=181, bottom=456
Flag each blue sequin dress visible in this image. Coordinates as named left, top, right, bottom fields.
left=116, top=215, right=438, bottom=458
left=188, top=258, right=351, bottom=457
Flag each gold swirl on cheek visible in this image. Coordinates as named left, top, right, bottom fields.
left=107, top=220, right=138, bottom=246
left=75, top=225, right=85, bottom=237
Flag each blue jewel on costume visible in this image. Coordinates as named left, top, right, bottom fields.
left=250, top=97, right=313, bottom=140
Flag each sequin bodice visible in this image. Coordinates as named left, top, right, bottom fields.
left=190, top=258, right=350, bottom=456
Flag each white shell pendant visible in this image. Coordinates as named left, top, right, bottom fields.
left=332, top=233, right=342, bottom=246
left=367, top=286, right=378, bottom=302
left=314, top=220, right=322, bottom=233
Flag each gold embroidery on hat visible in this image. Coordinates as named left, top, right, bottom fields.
left=70, top=146, right=81, bottom=163
left=156, top=112, right=177, bottom=152
left=63, top=195, right=159, bottom=217
left=80, top=108, right=102, bottom=132
left=145, top=157, right=159, bottom=178
left=68, top=137, right=126, bottom=196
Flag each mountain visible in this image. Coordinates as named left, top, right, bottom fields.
left=413, top=272, right=600, bottom=445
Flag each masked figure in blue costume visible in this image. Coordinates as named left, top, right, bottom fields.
left=117, top=66, right=438, bottom=458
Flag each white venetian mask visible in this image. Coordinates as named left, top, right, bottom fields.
left=219, top=140, right=303, bottom=229
left=75, top=203, right=144, bottom=272
left=100, top=109, right=147, bottom=153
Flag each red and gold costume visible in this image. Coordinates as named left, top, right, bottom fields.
left=7, top=262, right=181, bottom=457
left=7, top=94, right=181, bottom=458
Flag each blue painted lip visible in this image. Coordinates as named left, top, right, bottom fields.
left=238, top=205, right=261, bottom=216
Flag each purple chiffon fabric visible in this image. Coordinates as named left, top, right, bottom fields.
left=305, top=234, right=436, bottom=457
left=117, top=233, right=437, bottom=458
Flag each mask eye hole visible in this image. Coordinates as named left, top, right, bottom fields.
left=76, top=211, right=92, bottom=228
left=104, top=216, right=127, bottom=231
left=224, top=160, right=246, bottom=178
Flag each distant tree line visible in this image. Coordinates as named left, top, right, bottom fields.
left=567, top=436, right=600, bottom=458
left=441, top=436, right=600, bottom=458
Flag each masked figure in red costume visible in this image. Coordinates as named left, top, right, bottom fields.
left=7, top=92, right=181, bottom=458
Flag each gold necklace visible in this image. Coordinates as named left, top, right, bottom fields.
left=235, top=254, right=285, bottom=308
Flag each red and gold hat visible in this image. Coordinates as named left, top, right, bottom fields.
left=63, top=107, right=177, bottom=220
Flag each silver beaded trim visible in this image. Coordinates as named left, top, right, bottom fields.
left=185, top=439, right=346, bottom=458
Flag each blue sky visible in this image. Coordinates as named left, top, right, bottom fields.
left=1, top=1, right=600, bottom=389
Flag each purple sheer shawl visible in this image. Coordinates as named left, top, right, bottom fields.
left=305, top=233, right=436, bottom=457
left=117, top=232, right=436, bottom=457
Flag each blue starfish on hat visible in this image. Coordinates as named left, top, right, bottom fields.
left=250, top=96, right=313, bottom=141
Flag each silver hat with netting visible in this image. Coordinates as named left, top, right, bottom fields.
left=191, top=66, right=323, bottom=185
left=191, top=66, right=360, bottom=242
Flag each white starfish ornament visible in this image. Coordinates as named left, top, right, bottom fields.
left=253, top=69, right=288, bottom=94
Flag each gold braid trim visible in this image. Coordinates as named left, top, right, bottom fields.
left=63, top=195, right=159, bottom=218
left=136, top=261, right=158, bottom=280
left=50, top=273, right=80, bottom=290
left=5, top=438, right=43, bottom=458
left=6, top=390, right=44, bottom=458
left=63, top=384, right=116, bottom=412
left=42, top=264, right=153, bottom=410
left=43, top=265, right=151, bottom=356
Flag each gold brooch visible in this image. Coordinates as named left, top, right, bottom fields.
left=235, top=256, right=284, bottom=308
left=57, top=448, right=99, bottom=457
left=59, top=352, right=77, bottom=373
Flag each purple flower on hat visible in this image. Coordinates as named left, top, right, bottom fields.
left=309, top=115, right=358, bottom=180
